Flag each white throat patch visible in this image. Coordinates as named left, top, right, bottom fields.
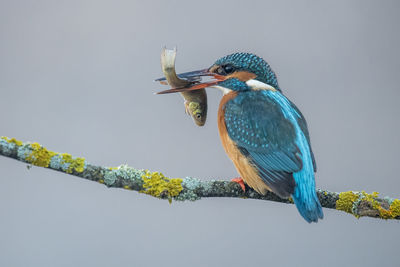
left=246, top=79, right=277, bottom=91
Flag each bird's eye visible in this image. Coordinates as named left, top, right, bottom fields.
left=223, top=64, right=235, bottom=74
left=216, top=64, right=235, bottom=75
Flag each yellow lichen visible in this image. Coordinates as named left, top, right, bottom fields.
left=123, top=185, right=131, bottom=190
left=345, top=191, right=400, bottom=219
left=98, top=179, right=104, bottom=184
left=61, top=153, right=85, bottom=173
left=26, top=142, right=56, bottom=167
left=388, top=199, right=400, bottom=218
left=361, top=191, right=379, bottom=201
left=376, top=198, right=400, bottom=219
left=140, top=171, right=183, bottom=203
left=1, top=137, right=87, bottom=175
left=360, top=191, right=380, bottom=209
left=358, top=191, right=391, bottom=219
left=2, top=136, right=23, bottom=146
left=336, top=191, right=358, bottom=215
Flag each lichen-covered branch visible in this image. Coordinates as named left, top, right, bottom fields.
left=1, top=136, right=399, bottom=220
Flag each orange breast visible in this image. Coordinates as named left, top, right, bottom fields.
left=217, top=92, right=271, bottom=195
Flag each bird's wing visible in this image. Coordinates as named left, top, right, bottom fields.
left=224, top=93, right=304, bottom=197
left=291, top=103, right=317, bottom=172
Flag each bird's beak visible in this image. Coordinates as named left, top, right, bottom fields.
left=156, top=68, right=225, bottom=94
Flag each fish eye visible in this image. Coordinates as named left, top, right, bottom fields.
left=216, top=67, right=225, bottom=75
left=196, top=114, right=201, bottom=119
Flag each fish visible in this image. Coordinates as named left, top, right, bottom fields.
left=157, top=47, right=208, bottom=127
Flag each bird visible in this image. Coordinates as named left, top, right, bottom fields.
left=157, top=52, right=323, bottom=223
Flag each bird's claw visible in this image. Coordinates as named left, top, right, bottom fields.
left=231, top=177, right=246, bottom=192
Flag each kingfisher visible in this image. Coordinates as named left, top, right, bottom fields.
left=157, top=52, right=323, bottom=223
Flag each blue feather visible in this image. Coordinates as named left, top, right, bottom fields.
left=214, top=52, right=322, bottom=222
left=225, top=91, right=300, bottom=198
left=265, top=91, right=323, bottom=223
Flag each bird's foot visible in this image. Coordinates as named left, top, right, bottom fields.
left=231, top=177, right=246, bottom=192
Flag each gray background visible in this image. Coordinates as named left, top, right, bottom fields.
left=1, top=0, right=399, bottom=266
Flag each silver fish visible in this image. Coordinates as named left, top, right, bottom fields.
left=158, top=47, right=207, bottom=126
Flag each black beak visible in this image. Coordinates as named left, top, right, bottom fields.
left=155, top=68, right=225, bottom=94
left=155, top=68, right=209, bottom=83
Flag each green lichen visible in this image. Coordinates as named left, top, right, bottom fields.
left=25, top=142, right=57, bottom=167
left=3, top=138, right=86, bottom=173
left=1, top=136, right=23, bottom=146
left=140, top=171, right=183, bottom=203
left=0, top=136, right=22, bottom=156
left=202, top=180, right=214, bottom=192
left=182, top=176, right=201, bottom=190
left=336, top=191, right=358, bottom=215
left=104, top=170, right=118, bottom=186
left=384, top=196, right=395, bottom=205
left=60, top=153, right=85, bottom=173
left=175, top=190, right=200, bottom=201
left=103, top=164, right=145, bottom=186
left=114, top=165, right=145, bottom=181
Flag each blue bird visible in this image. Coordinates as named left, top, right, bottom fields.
left=158, top=52, right=323, bottom=223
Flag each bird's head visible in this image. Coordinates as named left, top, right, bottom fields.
left=157, top=52, right=280, bottom=95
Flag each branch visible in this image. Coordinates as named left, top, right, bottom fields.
left=1, top=136, right=399, bottom=220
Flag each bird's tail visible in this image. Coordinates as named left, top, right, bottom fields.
left=292, top=178, right=324, bottom=223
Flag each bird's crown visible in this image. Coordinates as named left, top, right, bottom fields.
left=212, top=52, right=280, bottom=91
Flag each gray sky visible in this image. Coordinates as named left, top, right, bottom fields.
left=1, top=0, right=399, bottom=266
